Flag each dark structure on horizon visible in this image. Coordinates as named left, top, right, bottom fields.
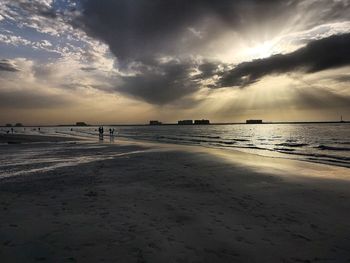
left=5, top=124, right=12, bottom=127
left=76, top=122, right=88, bottom=126
left=246, top=119, right=263, bottom=124
left=15, top=123, right=23, bottom=127
left=178, top=120, right=193, bottom=125
left=149, top=120, right=162, bottom=125
left=194, top=119, right=210, bottom=125
left=178, top=119, right=210, bottom=125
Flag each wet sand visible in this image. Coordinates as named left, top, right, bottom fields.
left=0, top=133, right=80, bottom=144
left=1, top=135, right=350, bottom=262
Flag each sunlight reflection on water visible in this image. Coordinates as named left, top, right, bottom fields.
left=1, top=123, right=349, bottom=168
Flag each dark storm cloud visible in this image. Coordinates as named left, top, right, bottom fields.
left=75, top=0, right=350, bottom=61
left=72, top=0, right=350, bottom=104
left=218, top=33, right=350, bottom=87
left=195, top=62, right=221, bottom=80
left=118, top=60, right=198, bottom=105
left=0, top=60, right=19, bottom=72
left=76, top=0, right=293, bottom=61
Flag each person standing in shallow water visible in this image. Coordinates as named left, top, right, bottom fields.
left=109, top=128, right=114, bottom=142
left=99, top=126, right=104, bottom=140
left=110, top=128, right=117, bottom=142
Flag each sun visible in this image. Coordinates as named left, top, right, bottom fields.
left=246, top=41, right=276, bottom=60
left=220, top=38, right=281, bottom=63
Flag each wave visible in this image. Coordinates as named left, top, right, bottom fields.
left=274, top=148, right=296, bottom=152
left=338, top=141, right=350, bottom=145
left=276, top=143, right=308, bottom=147
left=276, top=149, right=350, bottom=161
left=218, top=141, right=236, bottom=145
left=233, top=138, right=250, bottom=142
left=196, top=135, right=221, bottom=139
left=316, top=145, right=350, bottom=151
left=238, top=145, right=265, bottom=150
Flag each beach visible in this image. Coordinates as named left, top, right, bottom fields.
left=1, top=134, right=350, bottom=262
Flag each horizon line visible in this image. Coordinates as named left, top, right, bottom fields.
left=1, top=120, right=349, bottom=127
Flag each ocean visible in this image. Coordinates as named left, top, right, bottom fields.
left=1, top=123, right=349, bottom=168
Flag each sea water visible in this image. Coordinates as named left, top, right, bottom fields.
left=1, top=123, right=349, bottom=168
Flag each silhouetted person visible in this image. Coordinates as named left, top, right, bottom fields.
left=109, top=128, right=114, bottom=142
left=11, top=128, right=13, bottom=133
left=99, top=126, right=104, bottom=140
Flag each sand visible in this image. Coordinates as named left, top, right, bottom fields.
left=0, top=133, right=80, bottom=144
left=1, top=135, right=350, bottom=262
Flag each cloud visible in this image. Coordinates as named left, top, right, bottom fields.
left=75, top=0, right=350, bottom=61
left=2, top=0, right=350, bottom=110
left=76, top=0, right=302, bottom=61
left=0, top=89, right=71, bottom=109
left=218, top=33, right=350, bottom=87
left=0, top=57, right=118, bottom=110
left=195, top=62, right=221, bottom=80
left=0, top=0, right=114, bottom=65
left=80, top=67, right=97, bottom=72
left=0, top=58, right=72, bottom=109
left=15, top=0, right=57, bottom=19
left=69, top=0, right=350, bottom=105
left=118, top=60, right=199, bottom=105
left=335, top=75, right=350, bottom=82
left=0, top=59, right=19, bottom=72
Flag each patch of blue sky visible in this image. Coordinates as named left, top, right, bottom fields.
left=1, top=18, right=86, bottom=56
left=1, top=21, right=53, bottom=43
left=0, top=43, right=61, bottom=62
left=53, top=0, right=79, bottom=10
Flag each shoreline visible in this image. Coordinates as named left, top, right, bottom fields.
left=1, top=132, right=350, bottom=171
left=2, top=124, right=350, bottom=170
left=116, top=135, right=350, bottom=170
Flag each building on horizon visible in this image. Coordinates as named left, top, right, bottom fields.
left=194, top=119, right=210, bottom=125
left=178, top=120, right=193, bottom=125
left=246, top=119, right=263, bottom=124
left=76, top=122, right=88, bottom=126
left=15, top=123, right=23, bottom=127
left=5, top=124, right=12, bottom=127
left=149, top=120, right=162, bottom=125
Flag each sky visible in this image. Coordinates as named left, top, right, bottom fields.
left=0, top=0, right=349, bottom=125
